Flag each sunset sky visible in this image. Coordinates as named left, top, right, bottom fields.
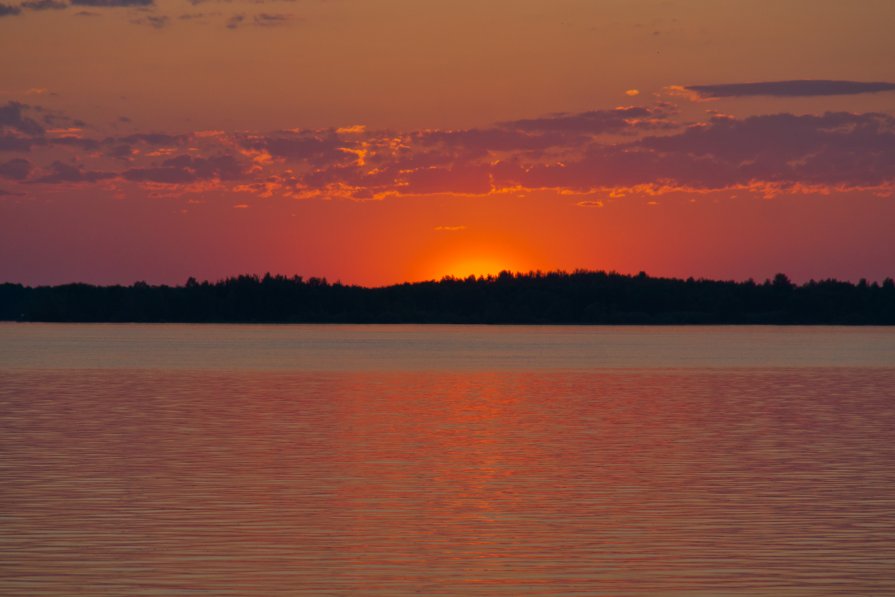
left=1, top=0, right=894, bottom=285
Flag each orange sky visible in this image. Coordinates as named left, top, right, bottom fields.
left=1, top=0, right=894, bottom=285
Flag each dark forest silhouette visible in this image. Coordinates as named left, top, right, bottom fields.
left=1, top=271, right=894, bottom=324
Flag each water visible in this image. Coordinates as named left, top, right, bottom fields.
left=1, top=324, right=894, bottom=595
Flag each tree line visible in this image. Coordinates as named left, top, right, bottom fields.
left=1, top=271, right=894, bottom=324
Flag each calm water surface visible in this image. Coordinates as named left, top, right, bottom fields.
left=1, top=324, right=894, bottom=595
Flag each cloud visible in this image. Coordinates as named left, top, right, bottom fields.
left=21, top=0, right=67, bottom=10
left=253, top=12, right=292, bottom=26
left=0, top=158, right=32, bottom=180
left=415, top=128, right=577, bottom=155
left=70, top=0, right=153, bottom=6
left=0, top=0, right=67, bottom=15
left=281, top=109, right=895, bottom=198
left=178, top=12, right=218, bottom=21
left=686, top=80, right=895, bottom=99
left=241, top=130, right=348, bottom=165
left=225, top=11, right=293, bottom=28
left=1, top=100, right=893, bottom=200
left=122, top=154, right=245, bottom=184
left=502, top=111, right=895, bottom=193
left=500, top=105, right=675, bottom=134
left=106, top=144, right=133, bottom=160
left=30, top=161, right=114, bottom=184
left=639, top=111, right=895, bottom=163
left=131, top=14, right=168, bottom=28
left=0, top=135, right=33, bottom=152
left=122, top=166, right=197, bottom=184
left=49, top=136, right=102, bottom=150
left=434, top=225, right=466, bottom=231
left=407, top=106, right=679, bottom=159
left=112, top=132, right=184, bottom=145
left=0, top=3, right=21, bottom=16
left=399, top=164, right=492, bottom=195
left=36, top=106, right=86, bottom=129
left=0, top=102, right=45, bottom=136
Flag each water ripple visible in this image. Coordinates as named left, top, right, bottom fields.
left=1, top=365, right=894, bottom=595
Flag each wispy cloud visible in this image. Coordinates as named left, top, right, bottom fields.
left=0, top=3, right=21, bottom=17
left=225, top=11, right=294, bottom=28
left=21, top=0, right=67, bottom=10
left=178, top=11, right=218, bottom=21
left=4, top=0, right=299, bottom=29
left=253, top=12, right=292, bottom=26
left=131, top=14, right=169, bottom=28
left=685, top=80, right=895, bottom=99
left=500, top=105, right=676, bottom=134
left=71, top=0, right=154, bottom=6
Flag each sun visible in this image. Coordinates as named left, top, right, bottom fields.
left=432, top=256, right=521, bottom=280
left=409, top=238, right=533, bottom=282
left=442, top=259, right=506, bottom=279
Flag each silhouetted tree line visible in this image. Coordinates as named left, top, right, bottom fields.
left=1, top=271, right=894, bottom=324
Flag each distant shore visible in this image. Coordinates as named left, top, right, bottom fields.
left=2, top=271, right=894, bottom=325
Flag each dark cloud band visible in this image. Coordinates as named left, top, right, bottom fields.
left=70, top=0, right=153, bottom=7
left=687, top=80, right=895, bottom=98
left=0, top=3, right=21, bottom=16
left=3, top=100, right=894, bottom=198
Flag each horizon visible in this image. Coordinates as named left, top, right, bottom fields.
left=5, top=267, right=895, bottom=290
left=5, top=267, right=893, bottom=325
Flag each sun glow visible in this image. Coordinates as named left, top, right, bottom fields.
left=442, top=259, right=509, bottom=279
left=428, top=255, right=523, bottom=281
left=409, top=235, right=537, bottom=283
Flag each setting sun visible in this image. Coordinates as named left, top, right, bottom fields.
left=414, top=243, right=531, bottom=282
left=436, top=257, right=517, bottom=280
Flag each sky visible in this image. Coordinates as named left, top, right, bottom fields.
left=1, top=0, right=894, bottom=286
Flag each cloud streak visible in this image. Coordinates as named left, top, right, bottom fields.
left=70, top=0, right=154, bottom=6
left=686, top=80, right=895, bottom=99
left=3, top=0, right=298, bottom=29
left=21, top=0, right=67, bottom=10
left=499, top=105, right=676, bottom=134
left=131, top=14, right=168, bottom=28
left=0, top=2, right=21, bottom=16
